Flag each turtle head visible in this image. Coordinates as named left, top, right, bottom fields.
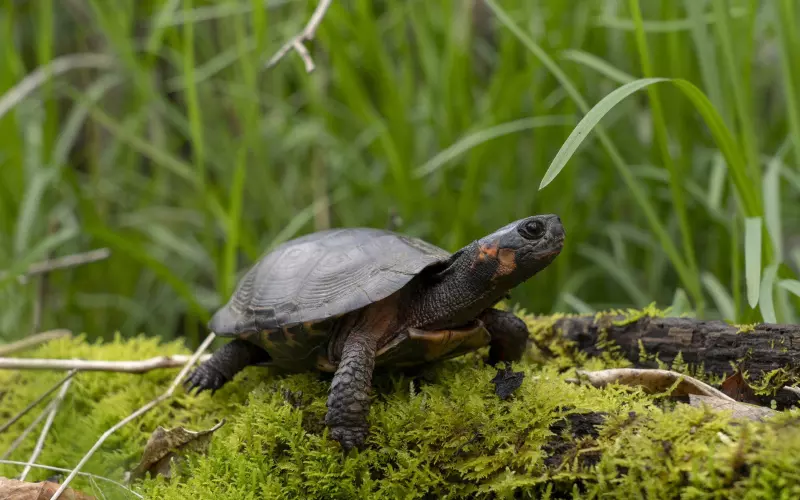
left=408, top=214, right=564, bottom=330
left=474, top=214, right=565, bottom=286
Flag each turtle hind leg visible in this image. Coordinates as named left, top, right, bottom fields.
left=185, top=338, right=270, bottom=395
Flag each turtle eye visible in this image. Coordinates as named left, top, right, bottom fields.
left=519, top=219, right=546, bottom=240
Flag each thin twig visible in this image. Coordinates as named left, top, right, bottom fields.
left=0, top=353, right=212, bottom=372
left=0, top=248, right=112, bottom=283
left=264, top=0, right=333, bottom=72
left=0, top=329, right=72, bottom=357
left=0, top=369, right=77, bottom=435
left=19, top=372, right=74, bottom=481
left=51, top=332, right=217, bottom=499
left=0, top=400, right=55, bottom=461
left=0, top=460, right=142, bottom=499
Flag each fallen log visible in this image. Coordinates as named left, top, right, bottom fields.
left=545, top=312, right=800, bottom=381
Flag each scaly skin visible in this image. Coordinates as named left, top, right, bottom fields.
left=185, top=339, right=270, bottom=394
left=480, top=308, right=530, bottom=365
left=324, top=327, right=377, bottom=451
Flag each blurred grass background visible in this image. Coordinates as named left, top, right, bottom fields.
left=1, top=0, right=799, bottom=348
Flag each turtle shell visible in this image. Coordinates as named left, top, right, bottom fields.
left=209, top=228, right=451, bottom=336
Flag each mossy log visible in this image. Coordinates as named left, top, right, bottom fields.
left=2, top=309, right=800, bottom=499
left=545, top=311, right=800, bottom=382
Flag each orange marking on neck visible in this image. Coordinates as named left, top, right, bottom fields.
left=494, top=248, right=517, bottom=278
left=477, top=243, right=499, bottom=262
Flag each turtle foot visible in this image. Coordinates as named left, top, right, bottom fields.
left=184, top=364, right=228, bottom=395
left=330, top=425, right=369, bottom=452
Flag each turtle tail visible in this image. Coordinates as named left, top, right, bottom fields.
left=184, top=339, right=270, bottom=395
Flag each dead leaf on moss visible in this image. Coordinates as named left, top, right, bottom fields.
left=128, top=419, right=225, bottom=481
left=0, top=477, right=94, bottom=499
left=688, top=395, right=778, bottom=422
left=719, top=371, right=760, bottom=404
left=491, top=366, right=525, bottom=400
left=571, top=368, right=735, bottom=401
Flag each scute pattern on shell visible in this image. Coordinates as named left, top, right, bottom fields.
left=210, top=228, right=451, bottom=335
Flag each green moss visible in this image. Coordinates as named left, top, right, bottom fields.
left=3, top=310, right=800, bottom=499
left=736, top=324, right=758, bottom=334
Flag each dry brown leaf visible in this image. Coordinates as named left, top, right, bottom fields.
left=128, top=419, right=225, bottom=481
left=719, top=370, right=760, bottom=404
left=0, top=477, right=94, bottom=500
left=572, top=368, right=735, bottom=401
left=688, top=395, right=778, bottom=422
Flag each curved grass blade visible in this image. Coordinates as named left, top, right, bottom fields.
left=85, top=224, right=210, bottom=323
left=778, top=279, right=800, bottom=298
left=560, top=49, right=636, bottom=85
left=758, top=263, right=779, bottom=323
left=669, top=288, right=692, bottom=317
left=561, top=292, right=595, bottom=314
left=483, top=0, right=698, bottom=310
left=578, top=246, right=650, bottom=308
left=539, top=77, right=668, bottom=190
left=763, top=157, right=783, bottom=263
left=0, top=226, right=78, bottom=288
left=744, top=217, right=762, bottom=308
left=701, top=271, right=735, bottom=321
left=539, top=76, right=760, bottom=220
left=413, top=115, right=574, bottom=178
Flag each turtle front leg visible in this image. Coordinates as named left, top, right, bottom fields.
left=185, top=338, right=270, bottom=395
left=325, top=328, right=378, bottom=451
left=480, top=308, right=530, bottom=365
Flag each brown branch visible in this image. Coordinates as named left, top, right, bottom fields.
left=264, top=0, right=333, bottom=72
left=18, top=372, right=74, bottom=481
left=0, top=329, right=72, bottom=356
left=0, top=353, right=212, bottom=372
left=51, top=332, right=217, bottom=499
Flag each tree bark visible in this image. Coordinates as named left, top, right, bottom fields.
left=548, top=313, right=800, bottom=380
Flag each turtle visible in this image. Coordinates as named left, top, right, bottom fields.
left=186, top=214, right=565, bottom=450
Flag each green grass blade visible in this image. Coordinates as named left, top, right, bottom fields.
left=778, top=279, right=800, bottom=298
left=683, top=0, right=727, bottom=123
left=629, top=0, right=698, bottom=295
left=414, top=115, right=574, bottom=178
left=540, top=75, right=760, bottom=218
left=763, top=157, right=783, bottom=263
left=758, top=263, right=779, bottom=323
left=701, top=271, right=736, bottom=321
left=774, top=0, right=800, bottom=169
left=578, top=246, right=650, bottom=308
left=561, top=292, right=596, bottom=314
left=85, top=223, right=209, bottom=323
left=669, top=288, right=692, bottom=317
left=539, top=77, right=668, bottom=189
left=0, top=226, right=78, bottom=288
left=559, top=49, right=636, bottom=85
left=484, top=0, right=699, bottom=310
left=707, top=153, right=727, bottom=212
left=744, top=216, right=762, bottom=308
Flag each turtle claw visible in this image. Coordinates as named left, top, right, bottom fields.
left=330, top=425, right=368, bottom=452
left=184, top=365, right=228, bottom=396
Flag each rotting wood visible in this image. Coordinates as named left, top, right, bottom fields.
left=547, top=313, right=800, bottom=380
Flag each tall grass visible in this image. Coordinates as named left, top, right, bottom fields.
left=1, top=0, right=799, bottom=345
